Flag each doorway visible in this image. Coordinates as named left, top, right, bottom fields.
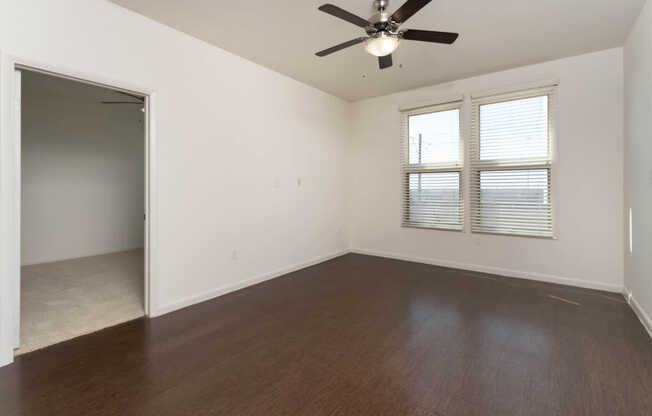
left=3, top=64, right=154, bottom=357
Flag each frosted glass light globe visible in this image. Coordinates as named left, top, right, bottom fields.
left=364, top=32, right=400, bottom=57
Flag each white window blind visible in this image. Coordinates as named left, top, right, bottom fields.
left=470, top=87, right=555, bottom=237
left=401, top=101, right=463, bottom=230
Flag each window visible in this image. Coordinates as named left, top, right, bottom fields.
left=470, top=88, right=555, bottom=237
left=401, top=101, right=463, bottom=230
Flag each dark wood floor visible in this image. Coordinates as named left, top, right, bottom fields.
left=1, top=254, right=651, bottom=415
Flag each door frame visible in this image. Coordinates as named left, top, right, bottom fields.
left=0, top=54, right=159, bottom=366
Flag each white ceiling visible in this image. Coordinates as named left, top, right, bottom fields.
left=109, top=0, right=644, bottom=101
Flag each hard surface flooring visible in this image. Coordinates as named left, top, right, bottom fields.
left=17, top=249, right=144, bottom=354
left=1, top=253, right=651, bottom=415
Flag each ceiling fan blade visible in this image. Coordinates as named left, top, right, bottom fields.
left=378, top=54, right=393, bottom=70
left=101, top=101, right=144, bottom=104
left=402, top=29, right=459, bottom=44
left=391, top=0, right=432, bottom=25
left=112, top=90, right=145, bottom=102
left=316, top=37, right=367, bottom=57
left=318, top=4, right=371, bottom=28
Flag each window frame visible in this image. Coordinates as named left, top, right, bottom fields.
left=400, top=101, right=465, bottom=231
left=469, top=87, right=557, bottom=238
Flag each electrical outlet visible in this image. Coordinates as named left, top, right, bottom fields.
left=231, top=250, right=238, bottom=261
left=297, top=178, right=302, bottom=187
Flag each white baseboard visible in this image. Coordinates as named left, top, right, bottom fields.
left=152, top=249, right=349, bottom=317
left=21, top=246, right=144, bottom=267
left=350, top=248, right=623, bottom=293
left=623, top=287, right=652, bottom=339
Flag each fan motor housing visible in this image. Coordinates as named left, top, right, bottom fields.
left=366, top=15, right=400, bottom=36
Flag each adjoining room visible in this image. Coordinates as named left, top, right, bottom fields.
left=18, top=70, right=146, bottom=354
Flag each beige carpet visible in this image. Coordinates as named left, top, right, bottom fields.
left=17, top=249, right=145, bottom=355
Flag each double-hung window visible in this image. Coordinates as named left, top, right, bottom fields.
left=469, top=87, right=556, bottom=238
left=401, top=100, right=464, bottom=230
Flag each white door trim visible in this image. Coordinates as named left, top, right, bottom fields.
left=0, top=54, right=159, bottom=367
left=11, top=68, right=21, bottom=350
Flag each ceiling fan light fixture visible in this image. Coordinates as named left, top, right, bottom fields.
left=364, top=32, right=400, bottom=57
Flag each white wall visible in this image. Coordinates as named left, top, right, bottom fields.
left=21, top=71, right=145, bottom=265
left=349, top=48, right=624, bottom=292
left=0, top=0, right=351, bottom=360
left=624, top=0, right=652, bottom=330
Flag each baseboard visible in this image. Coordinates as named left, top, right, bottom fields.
left=152, top=249, right=349, bottom=317
left=350, top=248, right=623, bottom=293
left=21, top=246, right=144, bottom=267
left=623, top=287, right=652, bottom=339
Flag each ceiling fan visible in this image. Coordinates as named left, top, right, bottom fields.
left=101, top=90, right=145, bottom=112
left=315, top=0, right=459, bottom=70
